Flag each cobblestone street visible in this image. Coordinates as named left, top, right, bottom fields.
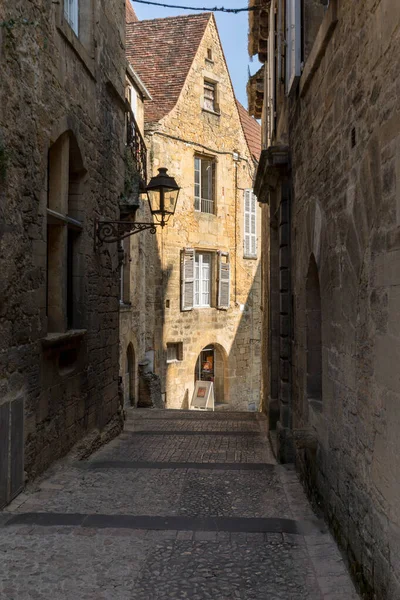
left=0, top=410, right=359, bottom=599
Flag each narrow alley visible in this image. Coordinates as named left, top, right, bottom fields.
left=0, top=410, right=358, bottom=599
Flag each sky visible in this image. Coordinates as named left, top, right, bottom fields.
left=129, top=0, right=262, bottom=107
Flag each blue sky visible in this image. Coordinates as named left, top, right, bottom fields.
left=130, top=0, right=261, bottom=107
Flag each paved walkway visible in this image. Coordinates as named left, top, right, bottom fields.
left=0, top=410, right=359, bottom=599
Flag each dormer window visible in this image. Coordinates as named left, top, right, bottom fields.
left=204, top=81, right=216, bottom=112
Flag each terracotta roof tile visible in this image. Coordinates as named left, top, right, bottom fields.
left=236, top=100, right=262, bottom=162
left=126, top=13, right=211, bottom=124
left=126, top=1, right=138, bottom=23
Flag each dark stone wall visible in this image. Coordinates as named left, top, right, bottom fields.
left=289, top=1, right=400, bottom=597
left=0, top=0, right=126, bottom=505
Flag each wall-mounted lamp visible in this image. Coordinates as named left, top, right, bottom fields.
left=95, top=168, right=180, bottom=246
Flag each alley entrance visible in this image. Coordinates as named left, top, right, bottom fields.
left=0, top=409, right=359, bottom=599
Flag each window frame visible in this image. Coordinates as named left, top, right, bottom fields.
left=194, top=252, right=212, bottom=308
left=166, top=342, right=183, bottom=363
left=194, top=155, right=216, bottom=215
left=203, top=81, right=216, bottom=112
left=64, top=0, right=79, bottom=36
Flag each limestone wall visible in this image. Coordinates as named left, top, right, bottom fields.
left=289, top=1, right=400, bottom=596
left=0, top=0, right=125, bottom=506
left=140, top=16, right=262, bottom=411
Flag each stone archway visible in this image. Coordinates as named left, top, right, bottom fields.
left=194, top=343, right=228, bottom=406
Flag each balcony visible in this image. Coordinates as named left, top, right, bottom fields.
left=126, top=104, right=147, bottom=191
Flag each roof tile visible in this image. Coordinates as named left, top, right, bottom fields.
left=126, top=13, right=211, bottom=124
left=236, top=100, right=262, bottom=162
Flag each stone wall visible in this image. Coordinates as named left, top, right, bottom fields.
left=140, top=16, right=262, bottom=411
left=0, top=0, right=125, bottom=507
left=288, top=1, right=400, bottom=597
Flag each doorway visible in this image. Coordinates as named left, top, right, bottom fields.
left=194, top=344, right=226, bottom=405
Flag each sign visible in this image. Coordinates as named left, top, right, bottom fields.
left=190, top=380, right=215, bottom=411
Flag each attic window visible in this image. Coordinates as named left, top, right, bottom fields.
left=204, top=81, right=217, bottom=112
left=206, top=48, right=213, bottom=61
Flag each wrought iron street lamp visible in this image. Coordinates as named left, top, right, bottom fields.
left=95, top=167, right=180, bottom=246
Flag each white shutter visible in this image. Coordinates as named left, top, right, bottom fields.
left=217, top=252, right=230, bottom=310
left=286, top=0, right=301, bottom=95
left=244, top=189, right=251, bottom=257
left=250, top=192, right=257, bottom=256
left=181, top=248, right=194, bottom=311
left=244, top=190, right=257, bottom=257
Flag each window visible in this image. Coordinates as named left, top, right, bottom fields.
left=181, top=248, right=230, bottom=311
left=203, top=81, right=217, bottom=112
left=244, top=189, right=257, bottom=258
left=47, top=132, right=85, bottom=333
left=206, top=48, right=213, bottom=61
left=166, top=343, right=183, bottom=363
left=126, top=84, right=137, bottom=116
left=194, top=156, right=216, bottom=214
left=195, top=252, right=212, bottom=307
left=64, top=0, right=79, bottom=35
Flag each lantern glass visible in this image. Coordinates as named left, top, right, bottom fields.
left=145, top=168, right=180, bottom=226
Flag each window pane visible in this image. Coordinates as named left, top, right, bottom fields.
left=204, top=82, right=215, bottom=111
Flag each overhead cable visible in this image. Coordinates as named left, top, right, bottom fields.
left=131, top=0, right=261, bottom=13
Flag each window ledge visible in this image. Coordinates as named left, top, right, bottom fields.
left=56, top=11, right=95, bottom=81
left=202, top=108, right=221, bottom=117
left=166, top=359, right=182, bottom=364
left=194, top=211, right=216, bottom=218
left=299, top=0, right=338, bottom=97
left=243, top=254, right=258, bottom=260
left=41, top=329, right=87, bottom=348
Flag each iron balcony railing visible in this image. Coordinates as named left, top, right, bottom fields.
left=126, top=103, right=147, bottom=190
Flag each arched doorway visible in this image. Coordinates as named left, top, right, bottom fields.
left=125, top=344, right=136, bottom=407
left=306, top=255, right=322, bottom=403
left=194, top=344, right=227, bottom=405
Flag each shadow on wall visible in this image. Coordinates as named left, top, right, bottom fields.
left=178, top=261, right=262, bottom=412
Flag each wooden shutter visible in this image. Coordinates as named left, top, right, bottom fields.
left=244, top=189, right=251, bottom=256
left=286, top=0, right=301, bottom=95
left=250, top=192, right=257, bottom=256
left=181, top=248, right=194, bottom=311
left=217, top=252, right=230, bottom=310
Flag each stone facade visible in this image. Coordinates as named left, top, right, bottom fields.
left=249, top=0, right=400, bottom=597
left=126, top=14, right=262, bottom=411
left=0, top=0, right=126, bottom=508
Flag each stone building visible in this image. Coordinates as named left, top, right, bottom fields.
left=0, top=0, right=126, bottom=508
left=248, top=0, right=400, bottom=597
left=126, top=12, right=262, bottom=411
left=119, top=2, right=154, bottom=410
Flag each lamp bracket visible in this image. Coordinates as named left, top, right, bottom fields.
left=95, top=220, right=159, bottom=247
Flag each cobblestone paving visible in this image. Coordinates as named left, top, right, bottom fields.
left=0, top=409, right=360, bottom=600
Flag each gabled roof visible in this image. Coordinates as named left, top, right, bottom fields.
left=236, top=100, right=262, bottom=162
left=126, top=1, right=138, bottom=23
left=126, top=13, right=211, bottom=125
